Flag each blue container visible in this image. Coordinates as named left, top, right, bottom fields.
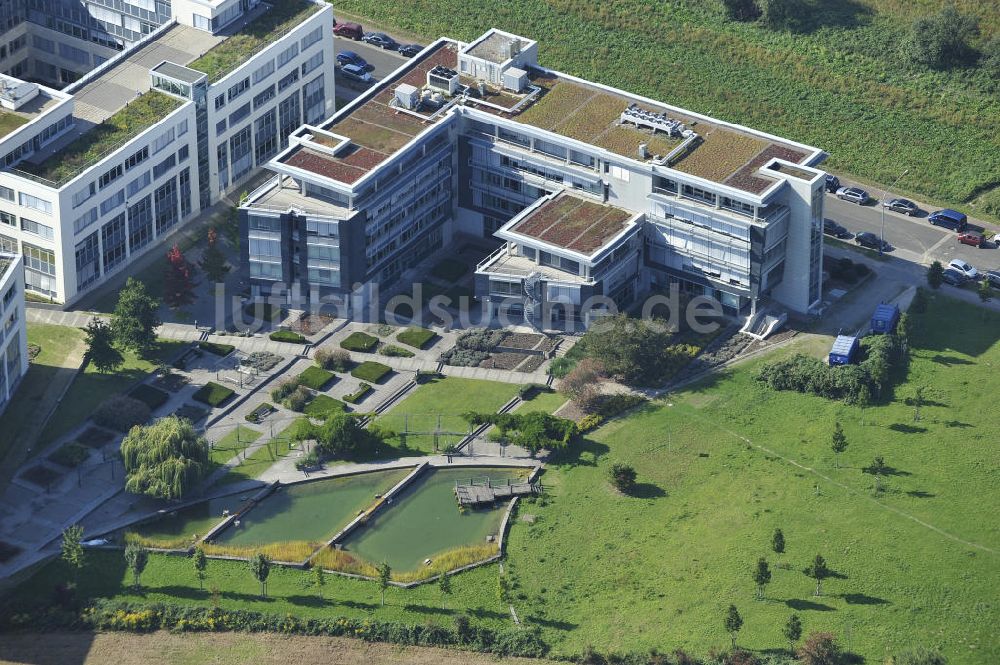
left=870, top=303, right=900, bottom=334
left=829, top=335, right=859, bottom=366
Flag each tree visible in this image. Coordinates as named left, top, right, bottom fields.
left=497, top=573, right=510, bottom=610
left=902, top=4, right=979, bottom=70
left=830, top=422, right=848, bottom=468
left=783, top=613, right=802, bottom=653
left=926, top=261, right=944, bottom=290
left=863, top=455, right=889, bottom=493
left=804, top=554, right=830, bottom=596
left=313, top=564, right=326, bottom=601
left=797, top=631, right=842, bottom=665
left=584, top=314, right=673, bottom=385
left=193, top=546, right=207, bottom=590
left=309, top=412, right=386, bottom=460
left=911, top=385, right=925, bottom=422
left=721, top=0, right=760, bottom=21
left=772, top=528, right=785, bottom=554
left=724, top=604, right=743, bottom=649
left=83, top=318, right=123, bottom=374
left=163, top=244, right=196, bottom=309
left=752, top=558, right=771, bottom=600
left=124, top=542, right=148, bottom=590
left=199, top=227, right=230, bottom=283
left=377, top=561, right=391, bottom=606
left=121, top=416, right=211, bottom=500
left=61, top=524, right=85, bottom=582
left=608, top=462, right=637, bottom=494
left=439, top=571, right=452, bottom=609
left=559, top=358, right=605, bottom=411
left=112, top=277, right=161, bottom=355
left=250, top=553, right=271, bottom=598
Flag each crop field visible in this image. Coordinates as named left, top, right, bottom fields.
left=332, top=0, right=1000, bottom=220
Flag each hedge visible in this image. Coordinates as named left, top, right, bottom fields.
left=340, top=331, right=378, bottom=352
left=297, top=366, right=335, bottom=390
left=192, top=382, right=235, bottom=407
left=94, top=396, right=150, bottom=432
left=351, top=361, right=392, bottom=383
left=344, top=383, right=373, bottom=404
left=397, top=327, right=437, bottom=349
left=379, top=344, right=414, bottom=358
left=198, top=341, right=235, bottom=357
left=48, top=442, right=91, bottom=468
left=269, top=330, right=307, bottom=344
left=128, top=384, right=170, bottom=411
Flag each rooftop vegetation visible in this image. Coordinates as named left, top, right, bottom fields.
left=19, top=92, right=182, bottom=186
left=188, top=0, right=320, bottom=82
left=0, top=111, right=29, bottom=138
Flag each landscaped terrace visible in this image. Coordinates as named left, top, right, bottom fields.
left=17, top=92, right=182, bottom=186
left=509, top=192, right=634, bottom=254
left=188, top=0, right=321, bottom=82
left=0, top=111, right=28, bottom=139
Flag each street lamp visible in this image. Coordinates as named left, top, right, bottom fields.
left=879, top=169, right=909, bottom=256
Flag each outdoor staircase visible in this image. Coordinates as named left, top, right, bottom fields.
left=740, top=309, right=787, bottom=341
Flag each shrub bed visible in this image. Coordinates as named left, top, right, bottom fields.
left=283, top=385, right=313, bottom=412
left=192, top=382, right=236, bottom=407
left=340, top=331, right=379, bottom=352
left=344, top=383, right=372, bottom=404
left=48, top=442, right=91, bottom=468
left=379, top=344, right=415, bottom=358
left=270, top=378, right=301, bottom=403
left=94, top=396, right=151, bottom=432
left=241, top=351, right=282, bottom=372
left=351, top=361, right=392, bottom=383
left=314, top=347, right=351, bottom=372
left=244, top=402, right=274, bottom=423
left=397, top=326, right=437, bottom=349
left=198, top=341, right=235, bottom=357
left=304, top=394, right=346, bottom=418
left=269, top=330, right=307, bottom=344
left=297, top=366, right=335, bottom=390
left=439, top=328, right=505, bottom=367
left=128, top=384, right=170, bottom=411
left=76, top=427, right=115, bottom=449
left=174, top=405, right=209, bottom=423
left=20, top=465, right=62, bottom=487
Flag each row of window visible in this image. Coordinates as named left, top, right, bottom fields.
left=1, top=114, right=74, bottom=170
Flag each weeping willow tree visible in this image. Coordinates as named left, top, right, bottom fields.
left=121, top=416, right=211, bottom=500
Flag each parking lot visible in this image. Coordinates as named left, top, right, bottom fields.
left=333, top=34, right=409, bottom=104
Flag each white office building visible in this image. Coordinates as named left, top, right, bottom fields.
left=0, top=252, right=28, bottom=415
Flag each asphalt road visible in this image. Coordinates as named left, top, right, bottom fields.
left=333, top=35, right=409, bottom=103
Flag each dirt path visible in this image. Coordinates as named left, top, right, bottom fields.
left=0, top=631, right=556, bottom=665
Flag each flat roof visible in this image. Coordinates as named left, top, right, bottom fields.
left=508, top=192, right=634, bottom=254
left=152, top=61, right=205, bottom=85
left=245, top=175, right=353, bottom=219
left=0, top=91, right=65, bottom=142
left=464, top=30, right=526, bottom=63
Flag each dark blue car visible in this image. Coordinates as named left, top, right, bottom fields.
left=336, top=50, right=368, bottom=69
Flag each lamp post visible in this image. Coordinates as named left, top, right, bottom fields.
left=879, top=169, right=909, bottom=256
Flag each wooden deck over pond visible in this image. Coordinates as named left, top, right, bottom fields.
left=455, top=480, right=538, bottom=506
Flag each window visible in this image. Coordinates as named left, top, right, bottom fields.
left=23, top=243, right=56, bottom=276
left=229, top=102, right=251, bottom=125
left=75, top=231, right=100, bottom=290
left=128, top=196, right=153, bottom=252
left=101, top=214, right=127, bottom=272
left=152, top=127, right=175, bottom=154
left=607, top=164, right=630, bottom=182
left=19, top=193, right=52, bottom=214
left=99, top=164, right=124, bottom=189
left=229, top=126, right=252, bottom=182
left=152, top=154, right=176, bottom=180
left=300, top=26, right=323, bottom=50
left=100, top=189, right=125, bottom=215
left=124, top=147, right=149, bottom=172
left=278, top=92, right=301, bottom=147
left=254, top=110, right=277, bottom=164
left=32, top=35, right=55, bottom=53
left=253, top=84, right=275, bottom=110
left=59, top=42, right=89, bottom=64
left=253, top=59, right=274, bottom=84
left=0, top=186, right=13, bottom=202
left=303, top=76, right=324, bottom=124
left=20, top=218, right=54, bottom=240
left=277, top=43, right=298, bottom=69
left=193, top=13, right=211, bottom=31
left=227, top=77, right=250, bottom=102
left=177, top=145, right=189, bottom=162
left=154, top=179, right=178, bottom=235
left=216, top=119, right=227, bottom=136
left=277, top=68, right=299, bottom=93
left=126, top=171, right=151, bottom=197
left=214, top=94, right=226, bottom=111
left=73, top=207, right=98, bottom=234
left=0, top=211, right=15, bottom=227
left=176, top=119, right=188, bottom=137
left=301, top=51, right=323, bottom=76
left=217, top=143, right=229, bottom=191
left=179, top=168, right=191, bottom=219
left=72, top=182, right=96, bottom=207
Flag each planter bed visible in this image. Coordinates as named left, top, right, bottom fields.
left=154, top=373, right=189, bottom=393
left=340, top=331, right=379, bottom=352
left=396, top=326, right=437, bottom=349
left=76, top=427, right=115, bottom=449
left=269, top=330, right=307, bottom=344
left=198, top=341, right=235, bottom=357
left=479, top=352, right=530, bottom=370
left=351, top=361, right=392, bottom=383
left=288, top=312, right=337, bottom=335
left=241, top=351, right=283, bottom=372
left=499, top=332, right=548, bottom=350
left=297, top=366, right=335, bottom=390
left=175, top=404, right=209, bottom=423
left=379, top=344, right=414, bottom=358
left=303, top=394, right=346, bottom=418
left=192, top=382, right=236, bottom=408
left=244, top=402, right=275, bottom=424
left=48, top=442, right=91, bottom=468
left=517, top=355, right=545, bottom=373
left=20, top=465, right=62, bottom=488
left=344, top=383, right=372, bottom=404
left=129, top=384, right=171, bottom=411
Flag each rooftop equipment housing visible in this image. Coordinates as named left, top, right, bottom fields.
left=395, top=83, right=420, bottom=110
left=0, top=76, right=40, bottom=111
left=427, top=65, right=460, bottom=96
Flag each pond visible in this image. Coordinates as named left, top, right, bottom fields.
left=130, top=494, right=251, bottom=549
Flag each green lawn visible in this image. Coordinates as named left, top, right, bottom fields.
left=376, top=377, right=520, bottom=452
left=215, top=419, right=310, bottom=485
left=0, top=112, right=28, bottom=137
left=518, top=390, right=567, bottom=415
left=209, top=425, right=262, bottom=466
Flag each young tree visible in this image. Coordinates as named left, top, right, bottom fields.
left=978, top=279, right=992, bottom=305
left=377, top=561, right=391, bottom=606
left=804, top=554, right=830, bottom=597
left=926, top=261, right=944, bottom=290
left=724, top=604, right=743, bottom=649
left=864, top=455, right=889, bottom=493
left=752, top=558, right=772, bottom=600
left=193, top=546, right=207, bottom=590
left=783, top=613, right=803, bottom=653
left=772, top=528, right=785, bottom=554
left=199, top=227, right=230, bottom=283
left=60, top=524, right=85, bottom=582
left=163, top=244, right=196, bottom=309
left=911, top=385, right=925, bottom=422
left=497, top=573, right=510, bottom=610
left=313, top=564, right=326, bottom=601
left=797, top=631, right=843, bottom=665
left=439, top=571, right=453, bottom=609
left=112, top=277, right=161, bottom=355
left=608, top=462, right=638, bottom=494
left=830, top=422, right=848, bottom=468
left=124, top=541, right=149, bottom=590
left=83, top=318, right=123, bottom=374
left=250, top=553, right=271, bottom=598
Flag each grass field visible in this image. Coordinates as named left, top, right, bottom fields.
left=518, top=390, right=568, bottom=415
left=332, top=1, right=1000, bottom=221
left=375, top=377, right=520, bottom=452
left=209, top=425, right=262, bottom=466
left=215, top=419, right=309, bottom=485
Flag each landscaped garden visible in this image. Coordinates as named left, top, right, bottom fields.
left=350, top=361, right=392, bottom=384
left=396, top=326, right=438, bottom=349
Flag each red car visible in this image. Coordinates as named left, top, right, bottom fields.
left=957, top=231, right=985, bottom=247
left=334, top=22, right=363, bottom=40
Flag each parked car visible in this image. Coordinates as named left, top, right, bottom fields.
left=823, top=219, right=851, bottom=238
left=397, top=43, right=423, bottom=58
left=958, top=230, right=986, bottom=248
left=986, top=270, right=1000, bottom=288
left=882, top=198, right=919, bottom=216
left=336, top=50, right=368, bottom=68
left=855, top=231, right=890, bottom=251
left=836, top=186, right=870, bottom=205
left=338, top=63, right=373, bottom=84
left=928, top=208, right=968, bottom=231
left=948, top=259, right=979, bottom=279
left=333, top=21, right=363, bottom=40
left=824, top=175, right=841, bottom=193
left=363, top=32, right=398, bottom=50
left=941, top=268, right=968, bottom=286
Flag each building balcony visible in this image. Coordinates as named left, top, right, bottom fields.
left=476, top=245, right=594, bottom=284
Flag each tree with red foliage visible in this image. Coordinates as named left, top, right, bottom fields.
left=797, top=632, right=843, bottom=665
left=199, top=227, right=230, bottom=283
left=163, top=244, right=195, bottom=309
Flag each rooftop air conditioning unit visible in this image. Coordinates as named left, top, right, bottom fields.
left=395, top=83, right=419, bottom=110
left=502, top=67, right=527, bottom=93
left=427, top=65, right=459, bottom=96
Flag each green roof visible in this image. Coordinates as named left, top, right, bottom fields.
left=0, top=111, right=29, bottom=139
left=18, top=92, right=183, bottom=187
left=188, top=0, right=321, bottom=82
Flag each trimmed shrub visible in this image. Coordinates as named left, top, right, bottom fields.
left=379, top=344, right=414, bottom=358
left=128, top=384, right=170, bottom=411
left=608, top=462, right=637, bottom=493
left=49, top=442, right=91, bottom=468
left=94, top=395, right=151, bottom=432
left=344, top=383, right=372, bottom=404
left=314, top=347, right=351, bottom=372
left=397, top=327, right=437, bottom=349
left=595, top=393, right=646, bottom=419
left=351, top=361, right=392, bottom=383
left=269, top=330, right=306, bottom=344
left=579, top=413, right=604, bottom=433
left=340, top=331, right=379, bottom=352
left=297, top=366, right=335, bottom=390
left=198, top=341, right=235, bottom=357
left=415, top=370, right=442, bottom=384
left=192, top=382, right=235, bottom=407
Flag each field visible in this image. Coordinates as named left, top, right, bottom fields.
left=332, top=0, right=1000, bottom=221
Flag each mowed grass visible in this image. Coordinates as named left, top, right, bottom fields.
left=375, top=377, right=520, bottom=452
left=215, top=419, right=310, bottom=485
left=504, top=293, right=1000, bottom=661
left=518, top=390, right=567, bottom=415
left=209, top=425, right=263, bottom=466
